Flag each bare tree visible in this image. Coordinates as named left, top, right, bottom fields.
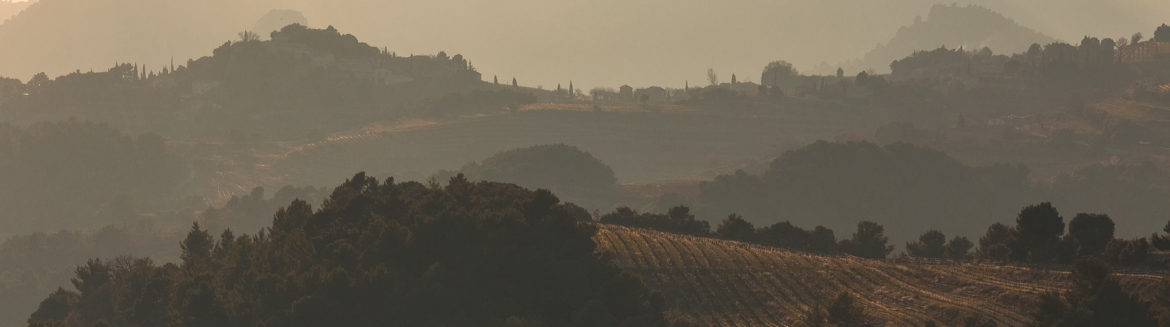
left=707, top=68, right=719, bottom=86
left=238, top=30, right=261, bottom=43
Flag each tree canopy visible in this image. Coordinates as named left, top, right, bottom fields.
left=29, top=173, right=667, bottom=327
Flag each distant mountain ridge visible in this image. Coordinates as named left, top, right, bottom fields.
left=0, top=0, right=1164, bottom=87
left=851, top=4, right=1054, bottom=73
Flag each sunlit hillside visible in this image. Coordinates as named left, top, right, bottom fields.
left=595, top=224, right=1166, bottom=326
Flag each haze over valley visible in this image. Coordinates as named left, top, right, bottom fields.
left=3, top=1, right=1170, bottom=326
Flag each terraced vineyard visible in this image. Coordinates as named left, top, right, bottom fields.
left=594, top=224, right=1166, bottom=327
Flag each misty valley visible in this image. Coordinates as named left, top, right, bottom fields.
left=3, top=1, right=1170, bottom=326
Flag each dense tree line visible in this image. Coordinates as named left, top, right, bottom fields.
left=700, top=141, right=1170, bottom=245
left=28, top=173, right=667, bottom=327
left=0, top=227, right=178, bottom=327
left=602, top=208, right=896, bottom=259
left=604, top=196, right=1170, bottom=268
left=974, top=203, right=1156, bottom=267
left=1030, top=258, right=1160, bottom=326
left=600, top=207, right=711, bottom=237
left=0, top=25, right=507, bottom=140
left=0, top=120, right=184, bottom=235
left=700, top=141, right=1031, bottom=244
left=198, top=185, right=327, bottom=235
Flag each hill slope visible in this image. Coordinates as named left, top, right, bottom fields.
left=854, top=4, right=1053, bottom=73
left=595, top=224, right=1165, bottom=326
left=2, top=0, right=1166, bottom=87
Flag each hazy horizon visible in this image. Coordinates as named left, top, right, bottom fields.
left=0, top=0, right=1167, bottom=90
left=5, top=1, right=1170, bottom=326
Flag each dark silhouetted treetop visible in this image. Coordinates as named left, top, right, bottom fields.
left=906, top=230, right=947, bottom=258
left=1, top=25, right=487, bottom=141
left=715, top=214, right=755, bottom=242
left=30, top=173, right=668, bottom=327
left=760, top=60, right=798, bottom=87
left=979, top=222, right=1016, bottom=261
left=701, top=141, right=1031, bottom=245
left=1014, top=202, right=1065, bottom=262
left=1155, top=24, right=1170, bottom=43
left=1029, top=258, right=1156, bottom=327
left=839, top=221, right=894, bottom=259
left=1068, top=213, right=1115, bottom=257
left=802, top=292, right=871, bottom=327
left=600, top=206, right=711, bottom=236
left=943, top=236, right=974, bottom=260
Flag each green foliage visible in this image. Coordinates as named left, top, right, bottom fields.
left=979, top=223, right=1015, bottom=261
left=26, top=288, right=78, bottom=326
left=1029, top=259, right=1157, bottom=327
left=801, top=292, right=870, bottom=327
left=1101, top=238, right=1150, bottom=266
left=760, top=60, right=798, bottom=87
left=755, top=221, right=837, bottom=253
left=32, top=173, right=666, bottom=326
left=700, top=142, right=1031, bottom=244
left=2, top=26, right=485, bottom=141
left=1067, top=214, right=1114, bottom=257
left=825, top=293, right=868, bottom=327
left=1154, top=24, right=1170, bottom=43
left=0, top=226, right=176, bottom=327
left=1151, top=221, right=1170, bottom=250
left=839, top=221, right=893, bottom=259
left=906, top=230, right=946, bottom=258
left=1014, top=203, right=1065, bottom=262
left=199, top=185, right=327, bottom=235
left=715, top=214, right=755, bottom=242
left=600, top=206, right=711, bottom=236
left=944, top=236, right=974, bottom=260
left=0, top=121, right=183, bottom=234
left=179, top=223, right=213, bottom=267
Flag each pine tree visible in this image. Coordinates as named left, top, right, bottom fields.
left=179, top=223, right=213, bottom=267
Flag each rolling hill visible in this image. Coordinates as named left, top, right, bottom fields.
left=595, top=224, right=1166, bottom=326
left=1, top=0, right=1166, bottom=87
left=852, top=4, right=1053, bottom=73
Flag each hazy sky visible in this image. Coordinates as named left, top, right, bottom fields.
left=0, top=0, right=1168, bottom=90
left=292, top=0, right=1170, bottom=90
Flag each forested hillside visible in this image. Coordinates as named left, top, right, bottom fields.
left=856, top=4, right=1053, bottom=73
left=26, top=174, right=667, bottom=327
left=0, top=121, right=183, bottom=236
left=0, top=24, right=487, bottom=140
left=699, top=142, right=1170, bottom=243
